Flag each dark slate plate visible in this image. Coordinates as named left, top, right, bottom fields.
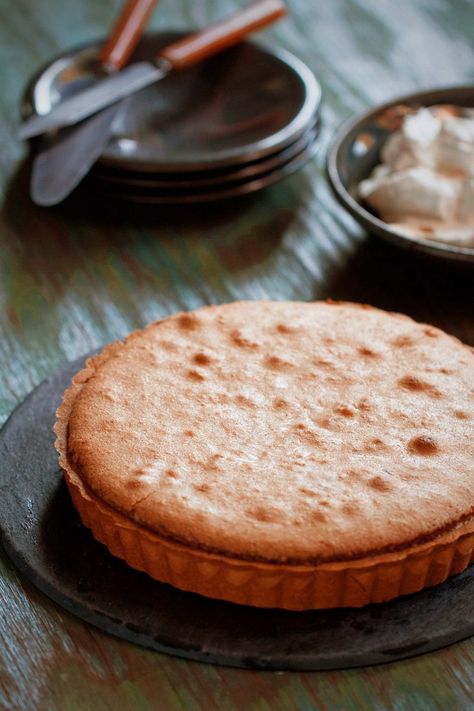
left=0, top=355, right=472, bottom=671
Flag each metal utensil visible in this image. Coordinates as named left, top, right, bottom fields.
left=31, top=104, right=126, bottom=205
left=18, top=0, right=288, bottom=141
left=30, top=0, right=158, bottom=206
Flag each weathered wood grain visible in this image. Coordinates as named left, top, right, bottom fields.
left=0, top=0, right=473, bottom=709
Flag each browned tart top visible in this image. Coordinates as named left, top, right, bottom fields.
left=62, top=301, right=474, bottom=564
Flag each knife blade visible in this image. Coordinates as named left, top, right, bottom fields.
left=30, top=0, right=158, bottom=206
left=19, top=0, right=287, bottom=141
left=30, top=104, right=125, bottom=206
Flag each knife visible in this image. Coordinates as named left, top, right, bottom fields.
left=30, top=0, right=158, bottom=206
left=19, top=0, right=288, bottom=141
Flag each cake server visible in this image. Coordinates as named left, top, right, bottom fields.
left=30, top=0, right=158, bottom=206
left=18, top=0, right=288, bottom=141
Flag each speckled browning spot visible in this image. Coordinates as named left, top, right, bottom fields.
left=357, top=399, right=372, bottom=412
left=398, top=374, right=442, bottom=398
left=184, top=429, right=195, bottom=437
left=246, top=506, right=281, bottom=523
left=341, top=501, right=359, bottom=515
left=193, top=482, right=210, bottom=494
left=264, top=355, right=293, bottom=370
left=313, top=357, right=335, bottom=368
left=299, top=486, right=317, bottom=498
left=135, top=347, right=158, bottom=366
left=230, top=329, right=259, bottom=349
left=327, top=374, right=353, bottom=387
left=357, top=346, right=379, bottom=358
left=454, top=410, right=470, bottom=420
left=293, top=457, right=307, bottom=469
left=294, top=424, right=321, bottom=446
left=157, top=339, right=178, bottom=352
left=368, top=476, right=392, bottom=492
left=423, top=326, right=439, bottom=338
left=311, top=510, right=327, bottom=523
left=273, top=397, right=288, bottom=409
left=317, top=416, right=333, bottom=430
left=235, top=394, right=255, bottom=408
left=319, top=499, right=331, bottom=507
left=392, top=334, right=414, bottom=348
left=97, top=417, right=116, bottom=432
left=187, top=369, right=205, bottom=382
left=334, top=404, right=355, bottom=417
left=407, top=435, right=439, bottom=456
left=275, top=323, right=295, bottom=334
left=439, top=367, right=454, bottom=375
left=398, top=470, right=415, bottom=482
left=205, top=454, right=222, bottom=472
left=177, top=314, right=200, bottom=331
left=192, top=352, right=213, bottom=366
left=125, top=478, right=144, bottom=490
left=166, top=469, right=178, bottom=478
left=365, top=437, right=388, bottom=452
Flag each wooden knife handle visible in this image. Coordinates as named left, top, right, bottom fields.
left=158, top=0, right=287, bottom=71
left=99, top=0, right=158, bottom=72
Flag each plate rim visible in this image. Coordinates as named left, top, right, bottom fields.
left=92, top=120, right=321, bottom=188
left=95, top=133, right=321, bottom=203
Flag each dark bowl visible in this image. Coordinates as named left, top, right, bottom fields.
left=327, top=85, right=474, bottom=264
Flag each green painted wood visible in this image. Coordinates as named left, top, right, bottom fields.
left=0, top=0, right=473, bottom=709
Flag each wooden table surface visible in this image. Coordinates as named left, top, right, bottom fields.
left=1, top=1, right=473, bottom=709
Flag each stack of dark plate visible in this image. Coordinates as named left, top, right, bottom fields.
left=24, top=33, right=322, bottom=204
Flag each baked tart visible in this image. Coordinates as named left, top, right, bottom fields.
left=55, top=301, right=474, bottom=609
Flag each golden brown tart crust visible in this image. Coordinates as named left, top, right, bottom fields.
left=55, top=301, right=474, bottom=609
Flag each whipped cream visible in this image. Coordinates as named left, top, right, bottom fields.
left=358, top=106, right=474, bottom=247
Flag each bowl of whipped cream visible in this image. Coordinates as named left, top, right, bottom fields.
left=327, top=86, right=474, bottom=263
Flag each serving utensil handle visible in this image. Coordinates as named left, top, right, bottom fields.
left=99, top=0, right=158, bottom=72
left=158, top=0, right=287, bottom=71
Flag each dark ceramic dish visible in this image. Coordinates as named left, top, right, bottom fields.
left=327, top=86, right=474, bottom=264
left=23, top=33, right=321, bottom=172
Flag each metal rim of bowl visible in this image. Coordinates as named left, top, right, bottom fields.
left=327, top=84, right=474, bottom=264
